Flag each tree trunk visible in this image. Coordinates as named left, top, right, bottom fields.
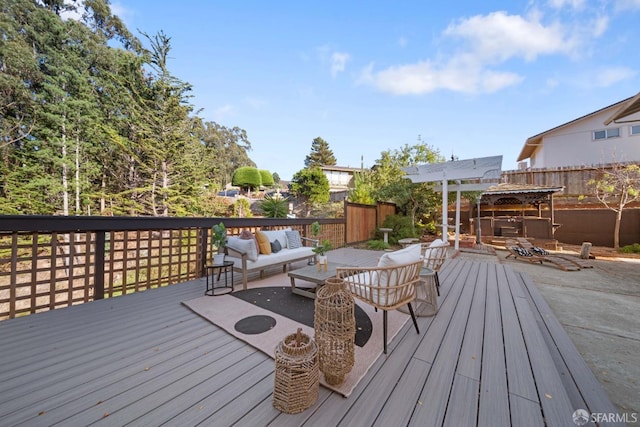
left=614, top=209, right=622, bottom=249
left=101, top=172, right=106, bottom=213
left=61, top=117, right=69, bottom=216
left=128, top=156, right=136, bottom=216
left=162, top=159, right=169, bottom=217
left=75, top=135, right=80, bottom=214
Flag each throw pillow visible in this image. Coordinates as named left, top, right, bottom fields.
left=227, top=236, right=259, bottom=262
left=262, top=228, right=289, bottom=249
left=270, top=239, right=282, bottom=253
left=285, top=230, right=302, bottom=249
left=239, top=229, right=259, bottom=255
left=255, top=230, right=272, bottom=255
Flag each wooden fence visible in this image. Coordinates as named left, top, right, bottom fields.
left=502, top=163, right=638, bottom=197
left=345, top=201, right=396, bottom=244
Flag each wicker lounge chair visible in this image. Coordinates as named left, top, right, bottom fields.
left=421, top=240, right=449, bottom=296
left=337, top=258, right=423, bottom=354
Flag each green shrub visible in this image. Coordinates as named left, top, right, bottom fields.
left=232, top=198, right=253, bottom=218
left=379, top=214, right=417, bottom=244
left=259, top=169, right=275, bottom=187
left=367, top=239, right=390, bottom=250
left=259, top=194, right=289, bottom=218
left=232, top=166, right=262, bottom=191
left=619, top=243, right=640, bottom=254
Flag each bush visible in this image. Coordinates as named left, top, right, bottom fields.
left=379, top=214, right=417, bottom=244
left=232, top=166, right=262, bottom=191
left=367, top=239, right=390, bottom=250
left=620, top=243, right=640, bottom=254
left=259, top=194, right=289, bottom=218
left=232, top=198, right=253, bottom=218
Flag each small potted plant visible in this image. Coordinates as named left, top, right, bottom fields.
left=312, top=239, right=332, bottom=271
left=308, top=221, right=322, bottom=265
left=211, top=222, right=227, bottom=265
left=311, top=221, right=321, bottom=238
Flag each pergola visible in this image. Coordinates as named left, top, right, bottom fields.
left=402, top=155, right=502, bottom=249
left=477, top=183, right=564, bottom=240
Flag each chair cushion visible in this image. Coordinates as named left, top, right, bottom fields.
left=512, top=246, right=533, bottom=257
left=227, top=236, right=259, bottom=261
left=531, top=246, right=549, bottom=256
left=255, top=230, right=272, bottom=254
left=377, top=244, right=422, bottom=285
left=428, top=239, right=445, bottom=247
left=377, top=244, right=422, bottom=268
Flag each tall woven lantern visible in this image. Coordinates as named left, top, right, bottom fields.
left=273, top=328, right=319, bottom=414
left=314, top=277, right=355, bottom=385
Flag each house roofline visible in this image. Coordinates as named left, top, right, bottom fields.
left=604, top=91, right=640, bottom=125
left=517, top=95, right=635, bottom=161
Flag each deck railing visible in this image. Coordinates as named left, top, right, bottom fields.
left=0, top=216, right=344, bottom=320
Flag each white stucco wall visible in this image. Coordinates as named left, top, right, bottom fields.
left=531, top=110, right=640, bottom=168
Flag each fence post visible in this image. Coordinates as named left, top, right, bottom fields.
left=94, top=231, right=106, bottom=300
left=199, top=227, right=209, bottom=277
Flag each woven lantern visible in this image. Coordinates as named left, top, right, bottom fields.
left=273, top=328, right=319, bottom=414
left=314, top=277, right=355, bottom=385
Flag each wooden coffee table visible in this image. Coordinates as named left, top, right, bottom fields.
left=288, top=262, right=346, bottom=299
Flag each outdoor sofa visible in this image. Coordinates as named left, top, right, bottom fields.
left=225, top=227, right=317, bottom=289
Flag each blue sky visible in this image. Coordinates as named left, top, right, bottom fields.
left=111, top=0, right=640, bottom=181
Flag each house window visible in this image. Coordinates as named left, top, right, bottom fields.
left=593, top=128, right=620, bottom=140
left=631, top=125, right=640, bottom=136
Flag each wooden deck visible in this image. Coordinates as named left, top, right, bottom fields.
left=0, top=249, right=623, bottom=426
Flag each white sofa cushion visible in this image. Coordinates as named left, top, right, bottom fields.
left=225, top=246, right=313, bottom=269
left=227, top=236, right=259, bottom=261
left=261, top=228, right=290, bottom=249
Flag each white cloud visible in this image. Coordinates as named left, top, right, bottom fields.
left=245, top=97, right=267, bottom=109
left=330, top=52, right=350, bottom=77
left=547, top=0, right=585, bottom=9
left=212, top=104, right=234, bottom=121
left=358, top=56, right=523, bottom=95
left=361, top=11, right=576, bottom=95
left=443, top=11, right=578, bottom=62
left=398, top=37, right=408, bottom=48
left=614, top=0, right=640, bottom=11
left=315, top=46, right=351, bottom=77
left=593, top=66, right=637, bottom=87
left=592, top=15, right=609, bottom=37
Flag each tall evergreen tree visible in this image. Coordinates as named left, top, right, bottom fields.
left=0, top=0, right=256, bottom=216
left=304, top=137, right=336, bottom=168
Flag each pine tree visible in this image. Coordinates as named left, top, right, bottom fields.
left=304, top=137, right=337, bottom=168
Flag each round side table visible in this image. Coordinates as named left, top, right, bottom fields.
left=399, top=267, right=438, bottom=317
left=205, top=261, right=234, bottom=296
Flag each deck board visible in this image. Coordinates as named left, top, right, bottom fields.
left=0, top=249, right=621, bottom=426
left=477, top=263, right=511, bottom=427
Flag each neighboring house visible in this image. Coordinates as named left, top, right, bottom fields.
left=320, top=165, right=364, bottom=201
left=518, top=93, right=640, bottom=169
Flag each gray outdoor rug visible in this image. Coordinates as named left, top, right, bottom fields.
left=182, top=278, right=410, bottom=398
